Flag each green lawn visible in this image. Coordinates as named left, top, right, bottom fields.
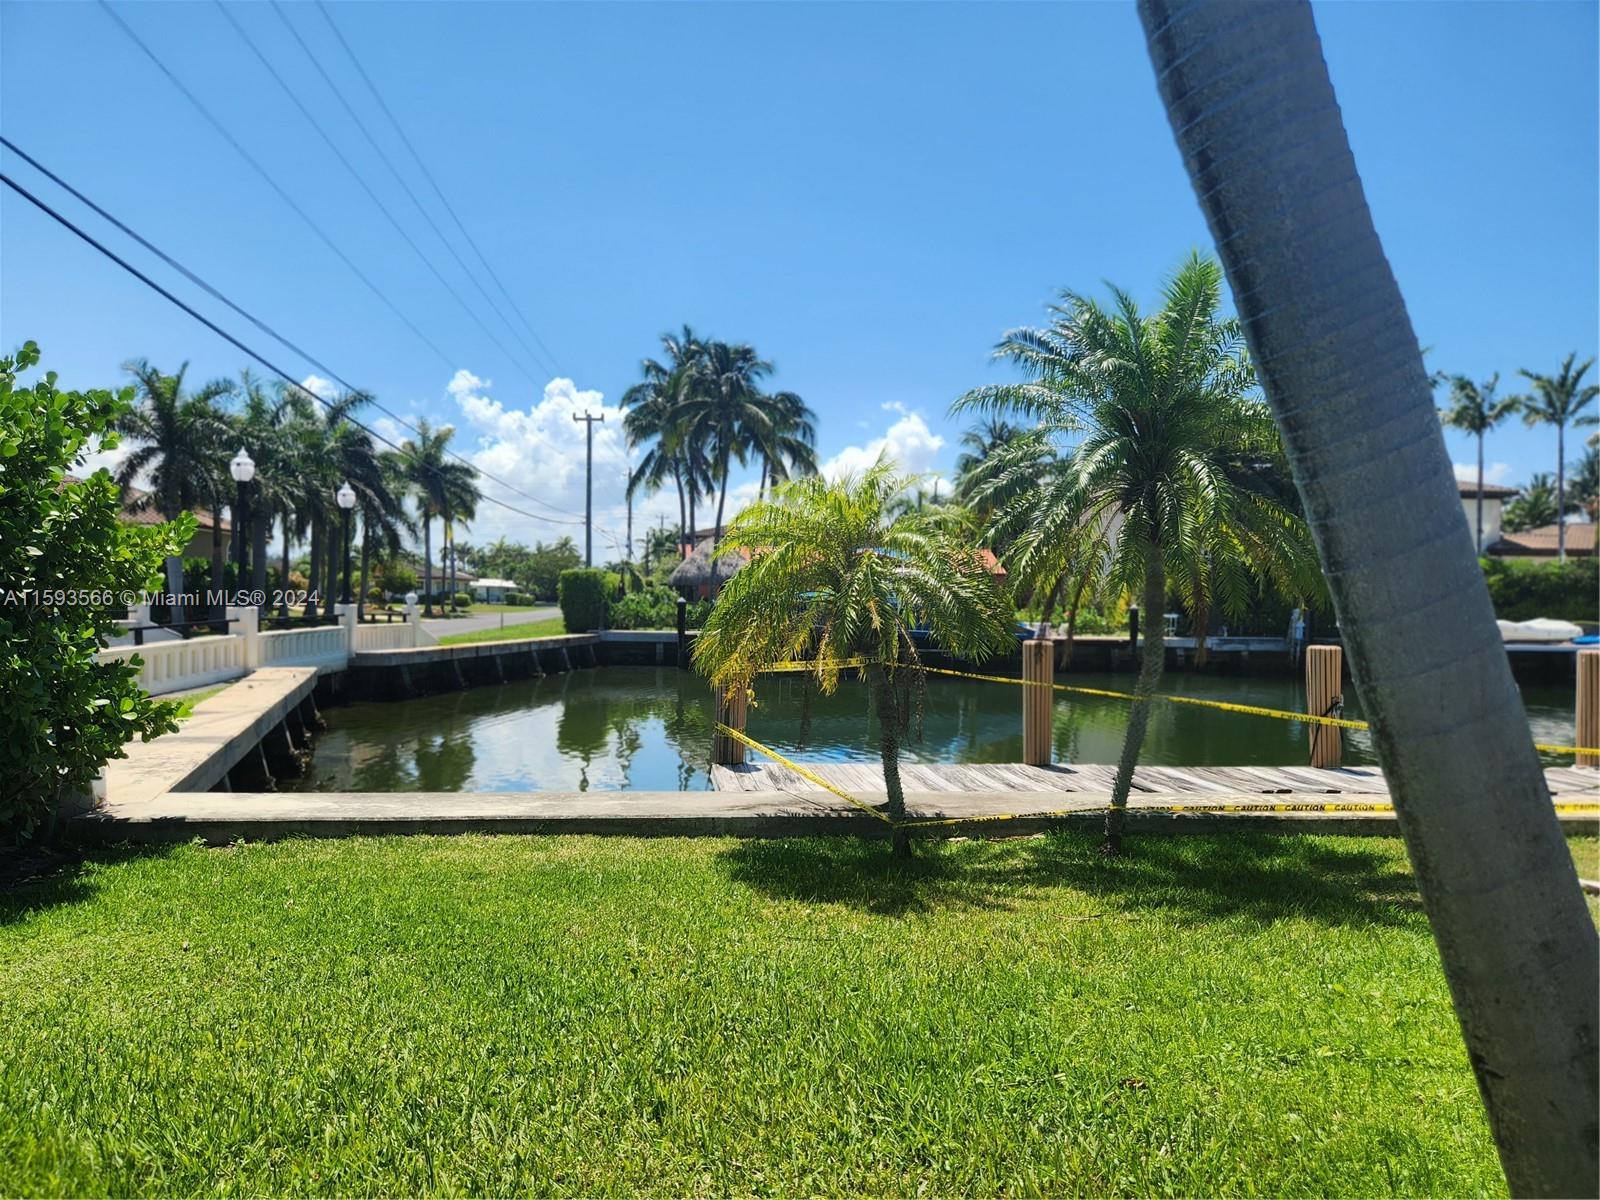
left=436, top=615, right=567, bottom=645
left=7, top=833, right=1592, bottom=1196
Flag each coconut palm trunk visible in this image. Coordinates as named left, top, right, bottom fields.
left=421, top=516, right=434, bottom=617
left=250, top=511, right=267, bottom=598
left=279, top=512, right=292, bottom=618
left=1555, top=422, right=1567, bottom=560
left=865, top=663, right=911, bottom=859
left=208, top=494, right=225, bottom=613
left=1104, top=550, right=1165, bottom=851
left=1473, top=430, right=1486, bottom=552
left=358, top=526, right=372, bottom=621
left=1139, top=2, right=1597, bottom=1191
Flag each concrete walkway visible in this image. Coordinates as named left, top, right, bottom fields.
left=75, top=785, right=1600, bottom=843
left=100, top=668, right=318, bottom=805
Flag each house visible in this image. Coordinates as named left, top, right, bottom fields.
left=470, top=577, right=518, bottom=602
left=1458, top=478, right=1519, bottom=552
left=1486, top=523, right=1597, bottom=559
left=64, top=476, right=232, bottom=560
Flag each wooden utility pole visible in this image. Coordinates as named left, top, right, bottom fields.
left=572, top=411, right=604, bottom=566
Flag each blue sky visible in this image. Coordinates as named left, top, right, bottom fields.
left=2, top=0, right=1595, bottom=553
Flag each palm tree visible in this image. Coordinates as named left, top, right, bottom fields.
left=1568, top=445, right=1599, bottom=522
left=1137, top=2, right=1596, bottom=1189
left=754, top=390, right=819, bottom=499
left=113, top=360, right=234, bottom=626
left=678, top=339, right=773, bottom=543
left=399, top=420, right=478, bottom=616
left=693, top=463, right=1015, bottom=858
left=955, top=254, right=1320, bottom=851
left=1502, top=473, right=1559, bottom=533
left=232, top=371, right=301, bottom=601
left=952, top=417, right=1023, bottom=502
left=622, top=327, right=706, bottom=556
left=1515, top=354, right=1597, bottom=560
left=355, top=452, right=413, bottom=616
left=1440, top=373, right=1517, bottom=552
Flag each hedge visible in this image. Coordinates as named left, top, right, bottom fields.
left=1481, top=557, right=1599, bottom=624
left=558, top=568, right=610, bottom=631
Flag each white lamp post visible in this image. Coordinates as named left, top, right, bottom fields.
left=229, top=448, right=255, bottom=586
left=336, top=481, right=356, bottom=605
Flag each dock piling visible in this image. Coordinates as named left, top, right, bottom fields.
left=712, top=687, right=749, bottom=766
left=1305, top=644, right=1343, bottom=768
left=1578, top=649, right=1598, bottom=770
left=1022, top=639, right=1055, bottom=766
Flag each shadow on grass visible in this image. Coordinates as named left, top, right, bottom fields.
left=0, top=841, right=181, bottom=926
left=718, top=831, right=1423, bottom=925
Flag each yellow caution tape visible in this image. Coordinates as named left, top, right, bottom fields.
left=714, top=722, right=891, bottom=824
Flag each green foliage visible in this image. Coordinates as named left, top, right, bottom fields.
left=1503, top=475, right=1558, bottom=533
left=557, top=568, right=610, bottom=631
left=0, top=341, right=187, bottom=837
left=435, top=616, right=566, bottom=646
left=378, top=560, right=418, bottom=595
left=0, top=832, right=1554, bottom=1194
left=1481, top=557, right=1599, bottom=623
left=607, top=586, right=681, bottom=630
left=452, top=592, right=472, bottom=610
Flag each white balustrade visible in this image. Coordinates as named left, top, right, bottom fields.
left=258, top=624, right=349, bottom=671
left=99, top=635, right=247, bottom=696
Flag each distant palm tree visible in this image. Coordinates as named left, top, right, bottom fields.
left=694, top=463, right=1015, bottom=858
left=1503, top=473, right=1560, bottom=533
left=954, top=253, right=1321, bottom=852
left=678, top=340, right=773, bottom=544
left=952, top=418, right=1023, bottom=502
left=356, top=452, right=414, bottom=616
left=1440, top=373, right=1518, bottom=552
left=622, top=327, right=706, bottom=555
left=232, top=371, right=301, bottom=601
left=1569, top=446, right=1599, bottom=523
left=400, top=420, right=478, bottom=616
left=1515, top=354, right=1597, bottom=559
left=754, top=390, right=818, bottom=499
left=114, top=360, right=234, bottom=626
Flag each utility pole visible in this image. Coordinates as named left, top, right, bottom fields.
left=572, top=411, right=604, bottom=567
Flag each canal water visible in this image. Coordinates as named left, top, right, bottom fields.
left=289, top=665, right=1580, bottom=793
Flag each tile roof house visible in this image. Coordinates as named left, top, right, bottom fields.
left=63, top=476, right=231, bottom=560
left=1486, top=523, right=1597, bottom=559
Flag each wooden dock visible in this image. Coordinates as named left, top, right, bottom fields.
left=711, top=760, right=1599, bottom=803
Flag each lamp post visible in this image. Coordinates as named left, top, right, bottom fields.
left=336, top=481, right=356, bottom=606
left=230, top=448, right=255, bottom=597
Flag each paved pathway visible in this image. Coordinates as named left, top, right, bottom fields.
left=420, top=606, right=559, bottom=639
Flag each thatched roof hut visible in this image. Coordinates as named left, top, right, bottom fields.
left=668, top=538, right=748, bottom=593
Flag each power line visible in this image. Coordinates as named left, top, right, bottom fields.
left=1, top=170, right=588, bottom=532
left=316, top=0, right=565, bottom=378
left=0, top=137, right=588, bottom=525
left=93, top=0, right=459, bottom=376
left=208, top=0, right=549, bottom=390
left=268, top=0, right=558, bottom=382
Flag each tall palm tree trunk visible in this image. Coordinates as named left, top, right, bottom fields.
left=1104, top=551, right=1165, bottom=851
left=673, top=468, right=687, bottom=558
left=866, top=663, right=911, bottom=859
left=422, top=517, right=434, bottom=617
left=1474, top=431, right=1486, bottom=552
left=1139, top=3, right=1596, bottom=1191
left=714, top=445, right=732, bottom=543
left=209, top=495, right=225, bottom=615
left=279, top=512, right=292, bottom=618
left=250, top=511, right=268, bottom=599
left=306, top=520, right=321, bottom=619
left=357, top=524, right=372, bottom=621
left=1556, top=422, right=1567, bottom=560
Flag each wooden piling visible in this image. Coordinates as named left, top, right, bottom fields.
left=1305, top=644, right=1343, bottom=768
left=1021, top=639, right=1055, bottom=766
left=1578, top=649, right=1599, bottom=770
left=712, top=687, right=750, bottom=766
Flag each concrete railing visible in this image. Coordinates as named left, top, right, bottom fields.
left=99, top=634, right=247, bottom=696
left=353, top=619, right=436, bottom=652
left=259, top=624, right=348, bottom=671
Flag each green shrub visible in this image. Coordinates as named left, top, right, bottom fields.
left=558, top=568, right=610, bottom=631
left=1481, top=557, right=1599, bottom=624
left=686, top=597, right=714, bottom=628
left=608, top=586, right=679, bottom=630
left=452, top=592, right=472, bottom=610
left=1, top=341, right=187, bottom=837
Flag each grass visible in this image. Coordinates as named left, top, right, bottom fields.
left=169, top=683, right=233, bottom=722
left=435, top=615, right=567, bottom=646
left=5, top=833, right=1593, bottom=1196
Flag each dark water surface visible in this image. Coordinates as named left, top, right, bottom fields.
left=289, top=665, right=1579, bottom=793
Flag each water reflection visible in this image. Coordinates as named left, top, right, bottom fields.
left=290, top=665, right=1577, bottom=793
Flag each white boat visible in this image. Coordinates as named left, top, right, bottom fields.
left=1496, top=618, right=1584, bottom=644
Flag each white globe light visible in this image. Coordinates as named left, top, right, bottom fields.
left=229, top=447, right=255, bottom=483
left=404, top=591, right=419, bottom=607
left=336, top=481, right=356, bottom=510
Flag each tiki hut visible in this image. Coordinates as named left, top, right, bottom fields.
left=668, top=537, right=749, bottom=600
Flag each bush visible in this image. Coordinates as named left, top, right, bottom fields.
left=686, top=598, right=713, bottom=628
left=608, top=586, right=679, bottom=630
left=366, top=585, right=385, bottom=604
left=452, top=592, right=472, bottom=610
left=558, top=568, right=610, bottom=631
left=1, top=341, right=187, bottom=837
left=1481, top=557, right=1599, bottom=624
left=381, top=561, right=418, bottom=595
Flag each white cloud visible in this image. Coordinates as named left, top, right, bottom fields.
left=300, top=374, right=338, bottom=400
left=821, top=410, right=946, bottom=481
left=442, top=369, right=753, bottom=556
left=1454, top=461, right=1512, bottom=485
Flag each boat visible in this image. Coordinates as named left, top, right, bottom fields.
left=1496, top=618, right=1584, bottom=644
